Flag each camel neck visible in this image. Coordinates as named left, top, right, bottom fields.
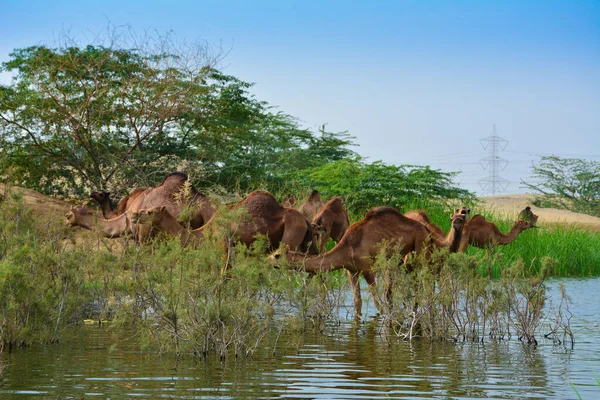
left=100, top=201, right=116, bottom=219
left=81, top=213, right=129, bottom=238
left=447, top=226, right=463, bottom=253
left=498, top=224, right=523, bottom=245
left=299, top=245, right=349, bottom=273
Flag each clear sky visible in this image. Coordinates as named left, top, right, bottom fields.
left=1, top=0, right=599, bottom=195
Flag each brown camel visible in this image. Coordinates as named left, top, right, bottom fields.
left=65, top=205, right=130, bottom=238
left=90, top=189, right=147, bottom=219
left=131, top=190, right=319, bottom=254
left=311, top=196, right=350, bottom=253
left=453, top=207, right=471, bottom=220
left=518, top=206, right=539, bottom=226
left=405, top=207, right=470, bottom=253
left=126, top=172, right=216, bottom=240
left=299, top=190, right=325, bottom=220
left=90, top=191, right=118, bottom=219
left=273, top=206, right=466, bottom=314
left=458, top=215, right=535, bottom=252
left=404, top=210, right=445, bottom=240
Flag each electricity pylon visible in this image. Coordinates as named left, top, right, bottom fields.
left=478, top=124, right=509, bottom=195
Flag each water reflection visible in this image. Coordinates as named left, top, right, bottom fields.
left=1, top=278, right=600, bottom=399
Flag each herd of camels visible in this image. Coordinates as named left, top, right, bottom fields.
left=65, top=171, right=539, bottom=314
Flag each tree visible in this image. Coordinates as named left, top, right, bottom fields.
left=0, top=30, right=219, bottom=196
left=0, top=30, right=358, bottom=198
left=522, top=156, right=600, bottom=217
left=287, top=158, right=473, bottom=216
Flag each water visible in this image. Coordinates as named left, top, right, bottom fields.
left=1, top=278, right=600, bottom=399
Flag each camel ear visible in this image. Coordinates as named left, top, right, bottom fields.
left=466, top=208, right=470, bottom=215
left=160, top=205, right=166, bottom=212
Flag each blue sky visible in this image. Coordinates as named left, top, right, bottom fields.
left=1, top=0, right=599, bottom=195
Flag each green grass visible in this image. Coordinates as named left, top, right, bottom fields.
left=401, top=204, right=600, bottom=277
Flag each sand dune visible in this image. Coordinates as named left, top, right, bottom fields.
left=479, top=194, right=600, bottom=232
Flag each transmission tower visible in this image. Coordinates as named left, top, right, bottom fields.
left=478, top=124, right=509, bottom=195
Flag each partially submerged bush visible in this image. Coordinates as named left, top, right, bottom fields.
left=372, top=247, right=562, bottom=345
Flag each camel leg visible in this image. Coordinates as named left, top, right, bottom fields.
left=319, top=235, right=328, bottom=254
left=363, top=270, right=387, bottom=316
left=347, top=270, right=363, bottom=316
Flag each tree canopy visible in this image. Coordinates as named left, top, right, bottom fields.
left=523, top=156, right=600, bottom=217
left=0, top=32, right=473, bottom=212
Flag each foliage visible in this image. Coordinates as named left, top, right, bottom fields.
left=286, top=158, right=474, bottom=216
left=0, top=30, right=358, bottom=199
left=523, top=156, right=600, bottom=217
left=372, top=250, right=559, bottom=344
left=0, top=191, right=92, bottom=349
left=0, top=35, right=216, bottom=196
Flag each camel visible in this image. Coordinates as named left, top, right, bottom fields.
left=404, top=210, right=445, bottom=240
left=131, top=190, right=319, bottom=254
left=64, top=205, right=130, bottom=238
left=405, top=207, right=470, bottom=253
left=518, top=206, right=539, bottom=226
left=453, top=207, right=471, bottom=220
left=458, top=215, right=535, bottom=252
left=311, top=196, right=350, bottom=253
left=299, top=190, right=325, bottom=220
left=273, top=206, right=466, bottom=315
left=116, top=188, right=148, bottom=215
left=90, top=189, right=147, bottom=219
left=90, top=191, right=118, bottom=219
left=125, top=172, right=216, bottom=240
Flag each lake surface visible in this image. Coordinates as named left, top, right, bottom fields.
left=1, top=278, right=600, bottom=399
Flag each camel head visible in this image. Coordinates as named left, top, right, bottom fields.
left=64, top=205, right=93, bottom=228
left=130, top=205, right=167, bottom=225
left=452, top=207, right=470, bottom=220
left=311, top=216, right=327, bottom=237
left=268, top=248, right=310, bottom=269
left=518, top=206, right=539, bottom=226
left=514, top=219, right=535, bottom=231
left=450, top=213, right=467, bottom=232
left=90, top=191, right=111, bottom=204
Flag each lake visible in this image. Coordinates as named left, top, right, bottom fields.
left=1, top=277, right=599, bottom=399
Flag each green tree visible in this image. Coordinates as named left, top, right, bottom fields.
left=288, top=158, right=473, bottom=215
left=0, top=31, right=221, bottom=197
left=0, top=33, right=357, bottom=197
left=523, top=156, right=600, bottom=216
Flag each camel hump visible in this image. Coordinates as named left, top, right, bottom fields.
left=307, top=190, right=321, bottom=201
left=405, top=209, right=432, bottom=224
left=244, top=190, right=278, bottom=201
left=160, top=171, right=189, bottom=185
left=240, top=190, right=281, bottom=212
left=364, top=206, right=403, bottom=220
left=324, top=196, right=344, bottom=211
